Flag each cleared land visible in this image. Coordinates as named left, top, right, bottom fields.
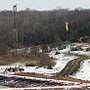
left=0, top=52, right=55, bottom=66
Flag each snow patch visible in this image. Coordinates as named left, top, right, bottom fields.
left=70, top=51, right=90, bottom=56
left=72, top=59, right=90, bottom=80
left=23, top=48, right=77, bottom=75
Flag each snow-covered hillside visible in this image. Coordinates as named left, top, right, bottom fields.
left=0, top=46, right=77, bottom=76
left=22, top=45, right=90, bottom=79
left=0, top=44, right=90, bottom=80
left=22, top=46, right=78, bottom=75
left=23, top=53, right=77, bottom=75
left=72, top=59, right=90, bottom=80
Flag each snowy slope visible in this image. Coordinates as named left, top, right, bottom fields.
left=23, top=47, right=77, bottom=75
left=0, top=44, right=90, bottom=82
left=0, top=46, right=77, bottom=76
left=72, top=59, right=90, bottom=80
left=23, top=54, right=77, bottom=75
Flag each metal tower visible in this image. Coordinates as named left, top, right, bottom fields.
left=13, top=4, right=18, bottom=49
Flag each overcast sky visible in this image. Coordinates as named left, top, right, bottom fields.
left=0, top=0, right=90, bottom=11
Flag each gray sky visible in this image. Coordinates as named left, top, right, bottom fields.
left=1, top=0, right=90, bottom=11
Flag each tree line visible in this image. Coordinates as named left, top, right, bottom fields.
left=0, top=8, right=90, bottom=52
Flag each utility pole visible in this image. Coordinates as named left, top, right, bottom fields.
left=13, top=4, right=18, bottom=50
